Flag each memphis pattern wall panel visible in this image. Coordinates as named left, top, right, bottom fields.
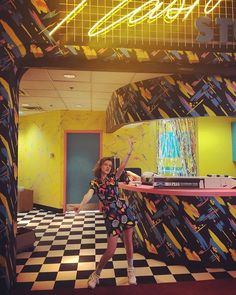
left=106, top=74, right=236, bottom=132
left=126, top=190, right=236, bottom=267
left=0, top=66, right=21, bottom=292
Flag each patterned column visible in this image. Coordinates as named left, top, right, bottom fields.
left=0, top=63, right=21, bottom=293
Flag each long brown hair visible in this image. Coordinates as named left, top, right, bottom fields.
left=93, top=157, right=114, bottom=178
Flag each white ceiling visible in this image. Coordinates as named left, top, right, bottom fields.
left=19, top=69, right=165, bottom=115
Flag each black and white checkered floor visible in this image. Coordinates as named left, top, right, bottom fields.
left=16, top=209, right=236, bottom=291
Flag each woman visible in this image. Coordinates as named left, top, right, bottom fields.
left=75, top=140, right=137, bottom=289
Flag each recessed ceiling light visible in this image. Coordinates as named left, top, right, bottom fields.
left=64, top=74, right=76, bottom=79
left=22, top=103, right=30, bottom=107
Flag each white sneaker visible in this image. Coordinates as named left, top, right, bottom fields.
left=127, top=267, right=137, bottom=285
left=88, top=271, right=100, bottom=289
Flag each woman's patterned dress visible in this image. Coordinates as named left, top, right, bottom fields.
left=89, top=173, right=137, bottom=236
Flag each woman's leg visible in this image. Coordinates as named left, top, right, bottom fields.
left=96, top=234, right=119, bottom=275
left=123, top=227, right=134, bottom=267
left=123, top=227, right=137, bottom=284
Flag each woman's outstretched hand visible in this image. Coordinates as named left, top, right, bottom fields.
left=73, top=205, right=81, bottom=214
left=128, top=138, right=134, bottom=154
left=116, top=138, right=135, bottom=179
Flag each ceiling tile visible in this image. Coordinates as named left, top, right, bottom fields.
left=20, top=80, right=55, bottom=90
left=92, top=99, right=109, bottom=105
left=22, top=69, right=51, bottom=81
left=92, top=83, right=124, bottom=93
left=20, top=96, right=62, bottom=103
left=92, top=71, right=134, bottom=84
left=62, top=97, right=90, bottom=104
left=38, top=101, right=66, bottom=107
left=92, top=92, right=112, bottom=100
left=52, top=81, right=91, bottom=91
left=19, top=97, right=37, bottom=104
left=25, top=89, right=60, bottom=97
left=19, top=68, right=166, bottom=115
left=58, top=91, right=91, bottom=100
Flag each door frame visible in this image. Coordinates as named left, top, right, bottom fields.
left=63, top=130, right=103, bottom=212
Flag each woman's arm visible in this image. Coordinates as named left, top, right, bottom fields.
left=74, top=188, right=94, bottom=213
left=116, top=139, right=134, bottom=179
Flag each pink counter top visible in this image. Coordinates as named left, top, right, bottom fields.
left=119, top=182, right=236, bottom=197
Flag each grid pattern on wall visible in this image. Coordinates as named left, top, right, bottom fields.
left=50, top=0, right=236, bottom=50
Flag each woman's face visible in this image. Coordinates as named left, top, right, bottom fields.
left=101, top=160, right=113, bottom=175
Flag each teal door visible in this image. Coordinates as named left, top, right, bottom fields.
left=66, top=132, right=100, bottom=205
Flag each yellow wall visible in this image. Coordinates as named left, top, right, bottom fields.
left=60, top=110, right=157, bottom=172
left=105, top=122, right=157, bottom=172
left=18, top=111, right=157, bottom=209
left=197, top=117, right=236, bottom=177
left=18, top=112, right=62, bottom=208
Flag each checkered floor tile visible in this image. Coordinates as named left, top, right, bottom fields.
left=16, top=209, right=236, bottom=291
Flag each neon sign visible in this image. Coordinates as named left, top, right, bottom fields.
left=49, top=0, right=224, bottom=37
left=48, top=0, right=236, bottom=50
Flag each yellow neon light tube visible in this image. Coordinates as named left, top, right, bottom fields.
left=50, top=0, right=224, bottom=38
left=49, top=0, right=87, bottom=36
left=88, top=0, right=133, bottom=37
left=204, top=0, right=223, bottom=14
left=148, top=0, right=183, bottom=22
left=128, top=0, right=163, bottom=25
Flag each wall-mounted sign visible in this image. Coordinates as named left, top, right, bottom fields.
left=48, top=0, right=236, bottom=51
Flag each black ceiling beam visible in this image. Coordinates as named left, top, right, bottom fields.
left=19, top=56, right=236, bottom=77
